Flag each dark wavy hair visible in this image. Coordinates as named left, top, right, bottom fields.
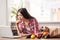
left=16, top=8, right=34, bottom=20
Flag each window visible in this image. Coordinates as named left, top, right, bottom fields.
left=29, top=0, right=60, bottom=22
left=8, top=0, right=60, bottom=22
left=8, top=0, right=23, bottom=22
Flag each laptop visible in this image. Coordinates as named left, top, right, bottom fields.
left=0, top=25, right=21, bottom=39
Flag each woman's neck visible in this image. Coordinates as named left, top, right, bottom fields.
left=22, top=18, right=29, bottom=27
left=22, top=18, right=29, bottom=22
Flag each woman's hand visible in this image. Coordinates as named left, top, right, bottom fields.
left=16, top=20, right=21, bottom=24
left=21, top=33, right=31, bottom=37
left=35, top=33, right=38, bottom=37
left=35, top=32, right=41, bottom=38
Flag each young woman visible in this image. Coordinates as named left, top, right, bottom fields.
left=16, top=8, right=40, bottom=38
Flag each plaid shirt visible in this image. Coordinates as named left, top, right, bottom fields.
left=18, top=18, right=39, bottom=34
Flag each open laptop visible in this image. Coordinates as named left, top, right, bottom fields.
left=0, top=25, right=20, bottom=39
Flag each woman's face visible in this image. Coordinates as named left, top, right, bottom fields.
left=17, top=12, right=23, bottom=20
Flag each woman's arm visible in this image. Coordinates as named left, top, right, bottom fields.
left=16, top=20, right=31, bottom=37
left=33, top=19, right=39, bottom=33
left=16, top=22, right=22, bottom=37
left=32, top=18, right=40, bottom=37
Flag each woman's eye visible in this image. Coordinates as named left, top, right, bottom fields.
left=17, top=14, right=23, bottom=17
left=20, top=15, right=22, bottom=16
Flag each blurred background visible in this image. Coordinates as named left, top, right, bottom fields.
left=0, top=0, right=60, bottom=38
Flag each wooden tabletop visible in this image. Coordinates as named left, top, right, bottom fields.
left=0, top=37, right=60, bottom=40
